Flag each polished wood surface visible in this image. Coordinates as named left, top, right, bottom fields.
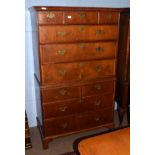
left=30, top=6, right=129, bottom=149
left=78, top=128, right=130, bottom=155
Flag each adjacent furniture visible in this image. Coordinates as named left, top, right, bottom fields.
left=25, top=111, right=32, bottom=149
left=78, top=128, right=130, bottom=155
left=29, top=6, right=129, bottom=149
left=116, top=10, right=130, bottom=125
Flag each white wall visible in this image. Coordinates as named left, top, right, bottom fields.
left=25, top=0, right=130, bottom=127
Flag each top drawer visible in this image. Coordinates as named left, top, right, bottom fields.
left=38, top=11, right=63, bottom=24
left=99, top=12, right=119, bottom=24
left=64, top=11, right=98, bottom=24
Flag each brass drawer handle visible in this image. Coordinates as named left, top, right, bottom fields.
left=57, top=31, right=66, bottom=36
left=94, top=84, right=102, bottom=90
left=96, top=29, right=105, bottom=35
left=58, top=69, right=67, bottom=76
left=59, top=106, right=67, bottom=112
left=96, top=47, right=104, bottom=52
left=95, top=117, right=100, bottom=122
left=46, top=12, right=55, bottom=19
left=94, top=100, right=101, bottom=106
left=95, top=65, right=102, bottom=72
left=79, top=26, right=85, bottom=31
left=79, top=43, right=85, bottom=48
left=61, top=123, right=68, bottom=129
left=58, top=89, right=67, bottom=96
left=79, top=13, right=86, bottom=19
left=106, top=13, right=112, bottom=19
left=57, top=49, right=66, bottom=56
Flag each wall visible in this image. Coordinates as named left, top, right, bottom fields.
left=25, top=0, right=130, bottom=127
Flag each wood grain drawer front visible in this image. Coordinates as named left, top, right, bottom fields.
left=82, top=80, right=115, bottom=96
left=40, top=42, right=117, bottom=64
left=42, top=63, right=81, bottom=84
left=43, top=99, right=81, bottom=118
left=44, top=115, right=76, bottom=137
left=99, top=12, right=119, bottom=24
left=75, top=108, right=113, bottom=130
left=41, top=86, right=81, bottom=102
left=38, top=11, right=63, bottom=24
left=81, top=60, right=116, bottom=80
left=39, top=25, right=118, bottom=43
left=82, top=93, right=114, bottom=111
left=64, top=11, right=98, bottom=24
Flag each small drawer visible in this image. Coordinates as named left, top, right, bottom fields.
left=82, top=93, right=114, bottom=111
left=40, top=42, right=117, bottom=64
left=43, top=99, right=82, bottom=118
left=81, top=60, right=116, bottom=80
left=41, top=86, right=81, bottom=102
left=75, top=108, right=113, bottom=130
left=41, top=63, right=81, bottom=84
left=99, top=12, right=119, bottom=24
left=64, top=11, right=98, bottom=24
left=39, top=25, right=118, bottom=43
left=82, top=80, right=115, bottom=96
left=38, top=11, right=63, bottom=24
left=44, top=115, right=76, bottom=136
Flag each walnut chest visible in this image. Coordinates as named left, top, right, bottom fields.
left=29, top=6, right=129, bottom=149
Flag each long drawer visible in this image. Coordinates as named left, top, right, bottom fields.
left=41, top=60, right=116, bottom=84
left=44, top=108, right=113, bottom=137
left=40, top=42, right=117, bottom=64
left=39, top=25, right=118, bottom=43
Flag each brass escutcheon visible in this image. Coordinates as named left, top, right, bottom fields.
left=94, top=84, right=102, bottom=90
left=96, top=47, right=104, bottom=52
left=57, top=31, right=66, bottom=36
left=94, top=100, right=101, bottom=106
left=95, top=65, right=102, bottom=72
left=106, top=13, right=112, bottom=19
left=95, top=117, right=100, bottom=121
left=96, top=29, right=105, bottom=35
left=46, top=12, right=55, bottom=19
left=58, top=69, right=67, bottom=76
left=58, top=89, right=67, bottom=96
left=59, top=106, right=67, bottom=112
left=61, top=123, right=68, bottom=129
left=57, top=49, right=66, bottom=56
left=79, top=13, right=86, bottom=19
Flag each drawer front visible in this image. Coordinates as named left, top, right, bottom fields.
left=75, top=108, right=113, bottom=130
left=41, top=86, right=81, bottom=102
left=39, top=25, right=118, bottom=43
left=38, top=11, right=63, bottom=24
left=82, top=93, right=114, bottom=111
left=64, top=11, right=98, bottom=24
left=44, top=115, right=76, bottom=136
left=43, top=99, right=81, bottom=118
left=99, top=12, right=119, bottom=24
left=41, top=63, right=81, bottom=84
left=40, top=42, right=117, bottom=64
left=81, top=60, right=116, bottom=80
left=82, top=80, right=115, bottom=96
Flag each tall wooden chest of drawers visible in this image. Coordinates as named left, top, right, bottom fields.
left=29, top=6, right=129, bottom=149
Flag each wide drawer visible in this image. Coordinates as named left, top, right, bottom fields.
left=64, top=11, right=98, bottom=24
left=75, top=108, right=113, bottom=130
left=44, top=115, right=76, bottom=137
left=43, top=98, right=82, bottom=118
left=82, top=93, right=114, bottom=111
left=41, top=60, right=115, bottom=84
left=40, top=42, right=117, bottom=64
left=41, top=86, right=81, bottom=102
left=39, top=25, right=118, bottom=43
left=38, top=11, right=63, bottom=24
left=99, top=12, right=119, bottom=24
left=82, top=80, right=115, bottom=96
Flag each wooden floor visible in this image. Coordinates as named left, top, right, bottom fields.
left=25, top=110, right=128, bottom=155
